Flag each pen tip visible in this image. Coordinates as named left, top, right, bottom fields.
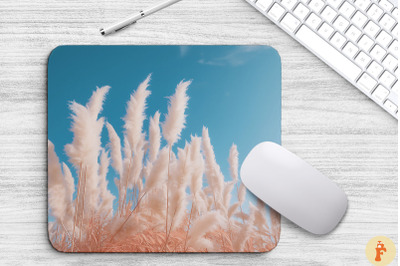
left=100, top=29, right=105, bottom=36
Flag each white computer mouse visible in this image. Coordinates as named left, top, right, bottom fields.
left=240, top=141, right=348, bottom=235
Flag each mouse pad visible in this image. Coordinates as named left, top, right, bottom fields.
left=47, top=45, right=281, bottom=252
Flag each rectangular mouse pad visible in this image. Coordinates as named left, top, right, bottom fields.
left=48, top=45, right=281, bottom=253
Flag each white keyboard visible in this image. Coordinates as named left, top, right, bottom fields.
left=246, top=0, right=398, bottom=119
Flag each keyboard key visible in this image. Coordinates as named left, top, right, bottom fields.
left=372, top=85, right=390, bottom=102
left=256, top=0, right=273, bottom=12
left=355, top=51, right=371, bottom=68
left=346, top=25, right=362, bottom=42
left=321, top=6, right=338, bottom=23
left=379, top=0, right=394, bottom=12
left=392, top=81, right=399, bottom=94
left=358, top=35, right=374, bottom=51
left=306, top=13, right=322, bottom=30
left=370, top=44, right=386, bottom=61
left=318, top=22, right=335, bottom=39
left=351, top=11, right=368, bottom=28
left=376, top=30, right=392, bottom=47
left=331, top=32, right=346, bottom=49
left=281, top=13, right=301, bottom=32
left=379, top=14, right=396, bottom=31
left=333, top=15, right=349, bottom=32
left=309, top=0, right=325, bottom=13
left=388, top=40, right=398, bottom=56
left=354, top=0, right=371, bottom=11
left=293, top=3, right=310, bottom=20
left=268, top=3, right=285, bottom=21
left=367, top=4, right=383, bottom=20
left=296, top=25, right=361, bottom=80
left=380, top=71, right=396, bottom=87
left=392, top=8, right=398, bottom=18
left=382, top=54, right=397, bottom=71
left=367, top=61, right=383, bottom=78
left=391, top=24, right=398, bottom=38
left=358, top=73, right=377, bottom=92
left=384, top=99, right=397, bottom=113
left=364, top=21, right=380, bottom=37
left=281, top=0, right=297, bottom=10
left=343, top=42, right=359, bottom=58
left=339, top=1, right=356, bottom=17
left=327, top=0, right=344, bottom=9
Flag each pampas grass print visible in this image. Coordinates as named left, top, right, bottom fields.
left=48, top=75, right=280, bottom=252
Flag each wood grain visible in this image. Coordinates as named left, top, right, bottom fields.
left=0, top=0, right=397, bottom=264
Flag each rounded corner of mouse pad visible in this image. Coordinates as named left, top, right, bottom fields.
left=47, top=45, right=281, bottom=253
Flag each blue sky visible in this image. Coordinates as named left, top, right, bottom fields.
left=48, top=45, right=281, bottom=217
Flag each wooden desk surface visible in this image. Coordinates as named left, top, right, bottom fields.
left=0, top=0, right=397, bottom=264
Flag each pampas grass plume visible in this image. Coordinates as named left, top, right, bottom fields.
left=62, top=162, right=75, bottom=220
left=189, top=136, right=204, bottom=197
left=223, top=181, right=235, bottom=210
left=238, top=183, right=246, bottom=205
left=148, top=111, right=161, bottom=163
left=123, top=74, right=151, bottom=150
left=87, top=86, right=111, bottom=118
left=228, top=144, right=239, bottom=182
left=65, top=86, right=109, bottom=168
left=128, top=135, right=146, bottom=188
left=64, top=86, right=110, bottom=213
left=142, top=148, right=169, bottom=194
left=228, top=202, right=240, bottom=218
left=98, top=149, right=115, bottom=215
left=201, top=127, right=224, bottom=203
left=162, top=80, right=191, bottom=146
left=106, top=122, right=123, bottom=176
left=48, top=140, right=68, bottom=221
left=187, top=211, right=224, bottom=251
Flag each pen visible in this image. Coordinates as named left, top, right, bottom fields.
left=100, top=0, right=183, bottom=36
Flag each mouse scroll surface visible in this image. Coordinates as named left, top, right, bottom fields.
left=240, top=142, right=347, bottom=235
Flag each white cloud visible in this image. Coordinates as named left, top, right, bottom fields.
left=197, top=46, right=269, bottom=66
left=179, top=46, right=190, bottom=57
